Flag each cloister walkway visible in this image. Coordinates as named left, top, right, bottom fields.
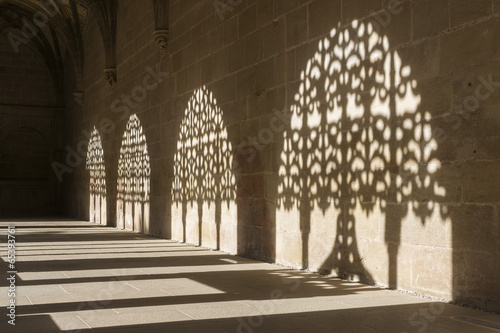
left=1, top=219, right=499, bottom=332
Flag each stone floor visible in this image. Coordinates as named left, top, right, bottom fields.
left=1, top=220, right=500, bottom=332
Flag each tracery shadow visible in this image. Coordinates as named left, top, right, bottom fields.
left=171, top=86, right=237, bottom=253
left=277, top=21, right=446, bottom=286
left=116, top=114, right=151, bottom=233
left=86, top=127, right=107, bottom=225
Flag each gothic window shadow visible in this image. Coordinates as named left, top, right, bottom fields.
left=86, top=127, right=107, bottom=225
left=171, top=86, right=237, bottom=253
left=277, top=21, right=446, bottom=287
left=117, top=114, right=151, bottom=233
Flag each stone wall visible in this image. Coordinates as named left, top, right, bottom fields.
left=0, top=33, right=62, bottom=216
left=63, top=0, right=500, bottom=311
left=0, top=34, right=57, bottom=106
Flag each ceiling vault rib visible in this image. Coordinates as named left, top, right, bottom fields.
left=0, top=0, right=87, bottom=103
left=0, top=0, right=169, bottom=102
left=152, top=0, right=170, bottom=52
left=87, top=0, right=117, bottom=86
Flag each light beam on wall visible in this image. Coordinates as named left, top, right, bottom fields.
left=277, top=21, right=447, bottom=289
left=172, top=86, right=237, bottom=253
left=117, top=114, right=151, bottom=233
left=86, top=127, right=107, bottom=225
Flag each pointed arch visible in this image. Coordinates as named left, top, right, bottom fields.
left=117, top=114, right=151, bottom=233
left=172, top=86, right=237, bottom=253
left=86, top=127, right=107, bottom=225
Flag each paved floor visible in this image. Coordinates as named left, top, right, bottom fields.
left=1, top=220, right=500, bottom=332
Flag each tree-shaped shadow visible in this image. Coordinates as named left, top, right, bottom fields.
left=117, top=114, right=151, bottom=233
left=86, top=127, right=106, bottom=225
left=172, top=86, right=237, bottom=253
left=277, top=21, right=446, bottom=286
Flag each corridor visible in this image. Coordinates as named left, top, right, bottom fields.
left=1, top=220, right=500, bottom=332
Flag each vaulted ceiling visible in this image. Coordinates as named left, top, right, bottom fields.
left=0, top=0, right=170, bottom=104
left=0, top=0, right=88, bottom=98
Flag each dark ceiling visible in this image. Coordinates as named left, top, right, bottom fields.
left=0, top=0, right=169, bottom=103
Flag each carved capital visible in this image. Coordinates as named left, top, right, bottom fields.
left=104, top=68, right=117, bottom=86
left=153, top=29, right=169, bottom=51
left=73, top=91, right=84, bottom=105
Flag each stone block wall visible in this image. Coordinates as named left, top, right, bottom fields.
left=63, top=0, right=500, bottom=311
left=0, top=34, right=57, bottom=106
left=0, top=34, right=62, bottom=216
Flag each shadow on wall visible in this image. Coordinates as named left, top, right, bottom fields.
left=86, top=127, right=107, bottom=225
left=171, top=86, right=237, bottom=253
left=0, top=126, right=49, bottom=181
left=117, top=114, right=151, bottom=233
left=277, top=21, right=447, bottom=287
left=0, top=125, right=56, bottom=216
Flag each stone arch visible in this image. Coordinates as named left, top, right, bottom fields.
left=0, top=118, right=51, bottom=181
left=117, top=114, right=151, bottom=232
left=0, top=127, right=49, bottom=181
left=0, top=118, right=51, bottom=144
left=86, top=127, right=106, bottom=225
left=171, top=86, right=237, bottom=253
